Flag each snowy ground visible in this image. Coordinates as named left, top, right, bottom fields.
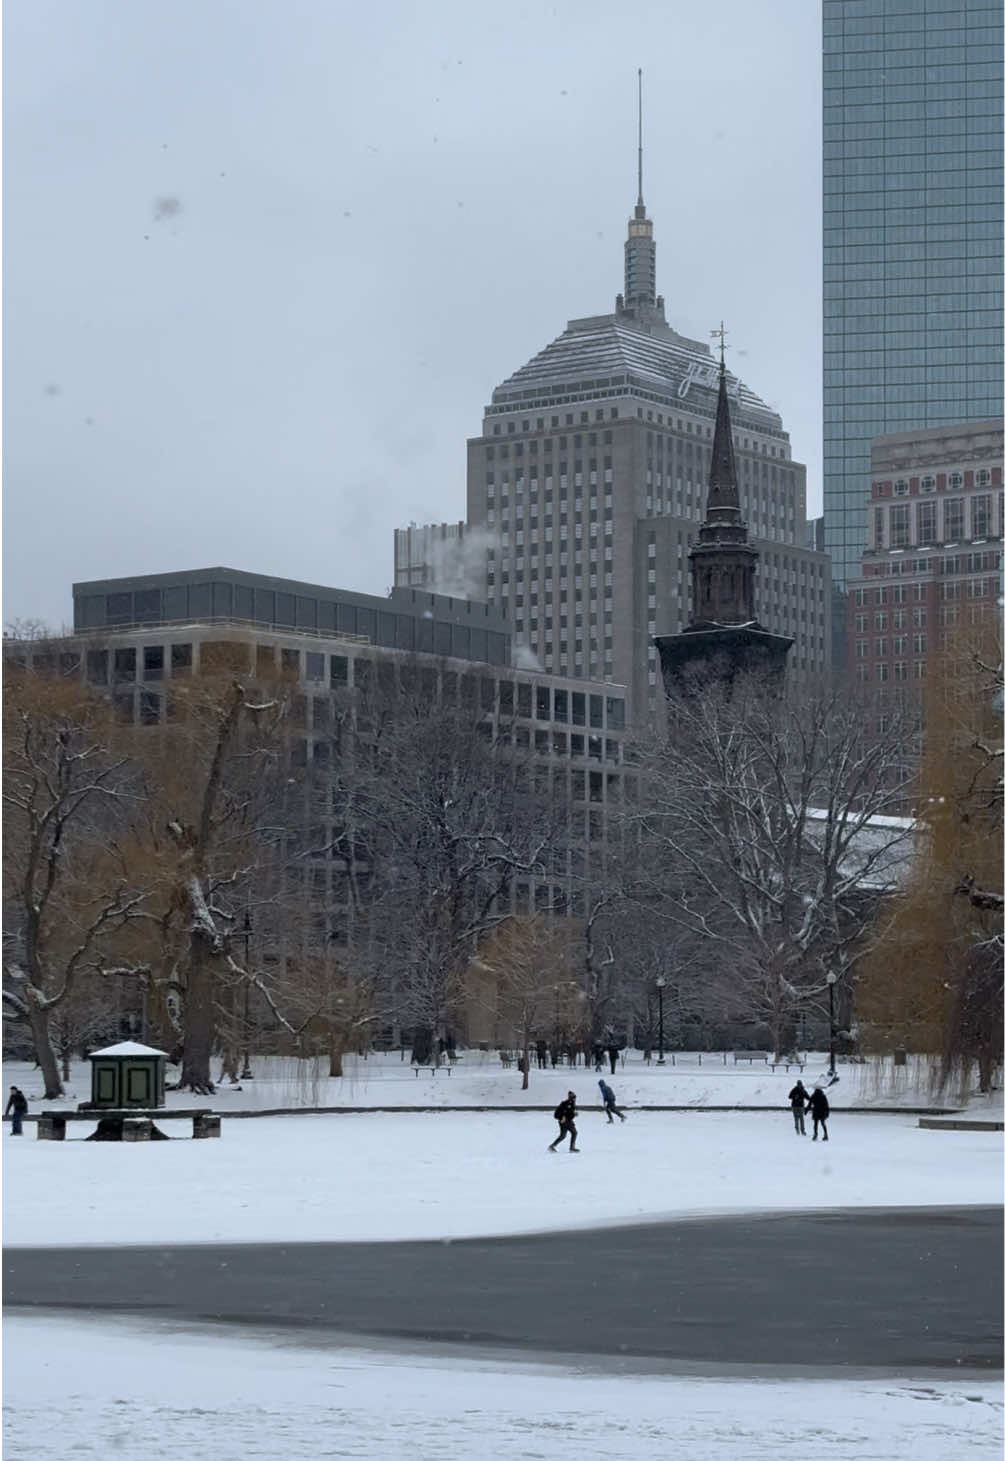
left=3, top=1312, right=1002, bottom=1461
left=5, top=1048, right=999, bottom=1113
left=4, top=1107, right=1001, bottom=1247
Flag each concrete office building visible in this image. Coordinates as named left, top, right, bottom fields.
left=458, top=159, right=829, bottom=723
left=8, top=567, right=628, bottom=955
left=845, top=419, right=1003, bottom=688
left=822, top=0, right=1004, bottom=593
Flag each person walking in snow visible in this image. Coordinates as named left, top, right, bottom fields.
left=807, top=1085, right=830, bottom=1141
left=598, top=1079, right=626, bottom=1124
left=788, top=1079, right=808, bottom=1135
left=5, top=1086, right=28, bottom=1136
left=549, top=1091, right=580, bottom=1153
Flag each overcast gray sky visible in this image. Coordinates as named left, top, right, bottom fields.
left=3, top=0, right=822, bottom=628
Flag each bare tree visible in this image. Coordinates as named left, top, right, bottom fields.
left=860, top=622, right=1002, bottom=1093
left=132, top=673, right=291, bottom=1093
left=477, top=916, right=576, bottom=1088
left=322, top=661, right=567, bottom=1063
left=629, top=680, right=919, bottom=1059
left=3, top=671, right=148, bottom=1097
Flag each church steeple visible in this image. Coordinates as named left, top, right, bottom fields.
left=652, top=323, right=793, bottom=697
left=689, top=327, right=758, bottom=628
left=616, top=70, right=666, bottom=327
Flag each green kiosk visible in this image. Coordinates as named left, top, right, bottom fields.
left=87, top=1041, right=167, bottom=1109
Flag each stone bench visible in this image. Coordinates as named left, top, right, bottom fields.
left=37, top=1109, right=220, bottom=1141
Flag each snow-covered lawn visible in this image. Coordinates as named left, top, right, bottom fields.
left=4, top=1108, right=1001, bottom=1248
left=5, top=1048, right=993, bottom=1112
left=3, top=1312, right=1002, bottom=1461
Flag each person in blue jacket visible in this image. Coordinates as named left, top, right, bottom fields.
left=598, top=1079, right=626, bottom=1124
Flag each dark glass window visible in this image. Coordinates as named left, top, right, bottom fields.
left=589, top=694, right=604, bottom=728
left=171, top=643, right=192, bottom=675
left=143, top=645, right=164, bottom=680
left=114, top=647, right=136, bottom=681
left=306, top=651, right=325, bottom=680
left=107, top=593, right=132, bottom=625
left=135, top=589, right=160, bottom=622
left=86, top=649, right=108, bottom=685
left=330, top=655, right=348, bottom=686
left=572, top=691, right=586, bottom=726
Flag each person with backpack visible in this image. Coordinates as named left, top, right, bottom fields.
left=807, top=1085, right=830, bottom=1141
left=548, top=1091, right=580, bottom=1153
left=5, top=1086, right=28, bottom=1136
left=788, top=1079, right=809, bottom=1135
left=598, top=1078, right=626, bottom=1124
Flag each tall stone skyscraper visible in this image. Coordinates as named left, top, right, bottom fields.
left=460, top=163, right=829, bottom=725
left=822, top=0, right=1004, bottom=592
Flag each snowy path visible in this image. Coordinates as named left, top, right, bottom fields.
left=4, top=1313, right=1002, bottom=1461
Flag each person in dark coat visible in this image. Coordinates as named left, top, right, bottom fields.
left=807, top=1086, right=830, bottom=1141
left=5, top=1086, right=28, bottom=1136
left=607, top=1045, right=620, bottom=1074
left=788, top=1079, right=808, bottom=1135
left=548, top=1091, right=580, bottom=1153
left=598, top=1079, right=626, bottom=1124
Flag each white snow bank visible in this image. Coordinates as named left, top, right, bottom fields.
left=3, top=1109, right=1001, bottom=1248
left=4, top=1313, right=1002, bottom=1461
left=4, top=1049, right=985, bottom=1113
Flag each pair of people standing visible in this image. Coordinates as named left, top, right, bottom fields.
left=789, top=1080, right=830, bottom=1140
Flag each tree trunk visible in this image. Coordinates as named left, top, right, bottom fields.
left=411, top=1026, right=434, bottom=1065
left=521, top=1035, right=530, bottom=1091
left=178, top=938, right=216, bottom=1093
left=329, top=1035, right=344, bottom=1078
left=27, top=999, right=63, bottom=1099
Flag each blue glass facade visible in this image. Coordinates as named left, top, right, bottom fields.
left=823, top=0, right=1004, bottom=587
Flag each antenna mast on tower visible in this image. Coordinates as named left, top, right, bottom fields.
left=637, top=67, right=644, bottom=206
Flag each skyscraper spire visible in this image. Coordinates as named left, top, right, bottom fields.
left=637, top=67, right=644, bottom=208
left=616, top=69, right=665, bottom=325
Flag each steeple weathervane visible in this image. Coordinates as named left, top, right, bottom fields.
left=710, top=320, right=728, bottom=370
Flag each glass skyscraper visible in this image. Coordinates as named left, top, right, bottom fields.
left=823, top=0, right=1004, bottom=588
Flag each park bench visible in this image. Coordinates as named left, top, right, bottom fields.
left=732, top=1052, right=770, bottom=1065
left=37, top=1108, right=220, bottom=1141
left=410, top=1065, right=453, bottom=1077
left=770, top=1061, right=806, bottom=1072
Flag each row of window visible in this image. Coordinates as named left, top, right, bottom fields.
left=855, top=635, right=930, bottom=657
left=874, top=492, right=998, bottom=547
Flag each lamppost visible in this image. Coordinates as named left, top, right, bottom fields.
left=656, top=976, right=666, bottom=1065
left=826, top=971, right=837, bottom=1079
left=240, top=910, right=253, bottom=1080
